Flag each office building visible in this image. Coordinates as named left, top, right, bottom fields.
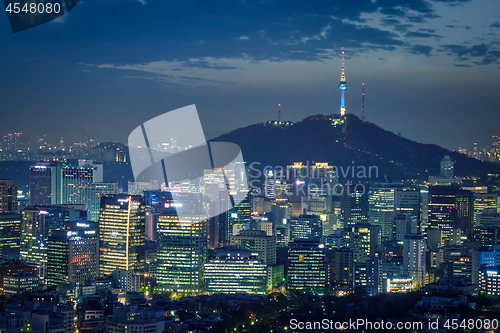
left=403, top=234, right=426, bottom=288
left=156, top=193, right=207, bottom=295
left=90, top=182, right=118, bottom=222
left=392, top=214, right=418, bottom=242
left=29, top=163, right=62, bottom=206
left=0, top=180, right=17, bottom=213
left=368, top=183, right=402, bottom=239
left=3, top=270, right=39, bottom=297
left=0, top=260, right=37, bottom=294
left=230, top=230, right=276, bottom=265
left=112, top=268, right=141, bottom=292
left=340, top=184, right=368, bottom=230
left=394, top=188, right=420, bottom=227
left=47, top=224, right=99, bottom=286
left=287, top=240, right=326, bottom=292
left=473, top=192, right=498, bottom=225
left=107, top=305, right=165, bottom=333
left=288, top=214, right=322, bottom=241
left=354, top=257, right=382, bottom=296
left=345, top=223, right=381, bottom=260
left=99, top=195, right=145, bottom=276
left=479, top=267, right=500, bottom=296
left=204, top=249, right=267, bottom=294
left=440, top=155, right=454, bottom=178
left=0, top=213, right=21, bottom=260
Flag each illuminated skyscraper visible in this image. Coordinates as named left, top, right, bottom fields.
left=47, top=223, right=99, bottom=286
left=0, top=213, right=21, bottom=260
left=230, top=230, right=276, bottom=265
left=341, top=183, right=368, bottom=230
left=156, top=193, right=207, bottom=295
left=0, top=180, right=17, bottom=213
left=403, top=234, right=426, bottom=288
left=29, top=163, right=62, bottom=206
left=287, top=240, right=326, bottom=292
left=21, top=205, right=87, bottom=281
left=368, top=183, right=402, bottom=240
left=99, top=195, right=145, bottom=276
left=289, top=214, right=322, bottom=241
left=440, top=155, right=454, bottom=178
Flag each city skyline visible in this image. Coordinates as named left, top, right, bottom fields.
left=1, top=0, right=500, bottom=150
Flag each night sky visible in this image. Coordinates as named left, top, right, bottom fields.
left=1, top=0, right=499, bottom=150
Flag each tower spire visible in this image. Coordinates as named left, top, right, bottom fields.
left=361, top=83, right=366, bottom=122
left=339, top=49, right=347, bottom=116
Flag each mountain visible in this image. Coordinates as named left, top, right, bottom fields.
left=211, top=113, right=500, bottom=183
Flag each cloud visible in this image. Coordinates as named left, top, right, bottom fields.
left=137, top=0, right=146, bottom=4
left=454, top=64, right=472, bottom=67
left=409, top=44, right=433, bottom=55
left=442, top=43, right=488, bottom=57
left=491, top=22, right=500, bottom=29
left=238, top=36, right=249, bottom=40
left=405, top=31, right=441, bottom=38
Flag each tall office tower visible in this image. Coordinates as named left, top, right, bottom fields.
left=456, top=189, right=473, bottom=236
left=473, top=192, right=498, bottom=225
left=301, top=195, right=332, bottom=215
left=264, top=169, right=276, bottom=199
left=230, top=230, right=277, bottom=265
left=345, top=223, right=381, bottom=261
left=271, top=198, right=292, bottom=225
left=428, top=185, right=457, bottom=243
left=225, top=193, right=251, bottom=241
left=61, top=160, right=102, bottom=208
left=0, top=180, right=17, bottom=213
left=420, top=187, right=429, bottom=234
left=341, top=183, right=368, bottom=230
left=426, top=226, right=443, bottom=249
left=395, top=188, right=420, bottom=226
left=47, top=224, right=99, bottom=286
left=452, top=252, right=480, bottom=285
left=440, top=155, right=454, bottom=178
left=29, top=163, right=62, bottom=205
left=287, top=240, right=326, bottom=292
left=334, top=247, right=355, bottom=286
left=156, top=193, right=207, bottom=295
left=90, top=182, right=118, bottom=222
left=276, top=224, right=290, bottom=247
left=403, top=234, right=426, bottom=289
left=204, top=249, right=268, bottom=294
left=99, top=195, right=145, bottom=276
left=0, top=213, right=21, bottom=260
left=392, top=214, right=418, bottom=242
left=288, top=214, right=322, bottom=241
left=21, top=205, right=87, bottom=281
left=354, top=257, right=382, bottom=296
left=368, top=183, right=402, bottom=239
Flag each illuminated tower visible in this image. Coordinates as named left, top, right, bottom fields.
left=339, top=50, right=347, bottom=116
left=99, top=195, right=145, bottom=276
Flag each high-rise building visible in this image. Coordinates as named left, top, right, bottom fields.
left=287, top=240, right=326, bottom=292
left=230, top=230, right=276, bottom=265
left=0, top=180, right=17, bottom=213
left=403, top=234, right=426, bottom=288
left=156, top=193, right=207, bottom=295
left=341, top=184, right=368, bottom=230
left=224, top=193, right=251, bottom=243
left=440, top=155, right=454, bottom=178
left=368, top=183, right=402, bottom=239
left=289, top=214, right=322, bottom=241
left=479, top=267, right=500, bottom=296
left=0, top=260, right=37, bottom=295
left=112, top=268, right=141, bottom=292
left=29, top=163, right=62, bottom=206
left=204, top=249, right=267, bottom=294
left=47, top=224, right=99, bottom=286
left=21, top=205, right=87, bottom=281
left=99, top=195, right=145, bottom=276
left=0, top=213, right=21, bottom=260
left=472, top=192, right=498, bottom=225
left=271, top=198, right=292, bottom=225
left=428, top=186, right=473, bottom=243
left=334, top=247, right=355, bottom=287
left=392, top=214, right=418, bottom=242
left=354, top=257, right=382, bottom=296
left=90, top=182, right=118, bottom=222
left=3, top=270, right=39, bottom=297
left=395, top=188, right=420, bottom=227
left=345, top=223, right=381, bottom=261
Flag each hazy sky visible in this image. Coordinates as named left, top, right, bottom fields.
left=1, top=0, right=500, bottom=150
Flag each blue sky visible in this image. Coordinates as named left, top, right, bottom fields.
left=1, top=0, right=500, bottom=150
